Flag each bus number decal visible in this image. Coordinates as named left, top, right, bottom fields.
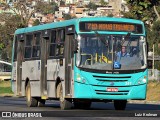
left=125, top=82, right=132, bottom=86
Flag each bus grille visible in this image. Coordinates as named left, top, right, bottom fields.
left=92, top=75, right=131, bottom=83
left=92, top=75, right=131, bottom=95
left=95, top=90, right=129, bottom=95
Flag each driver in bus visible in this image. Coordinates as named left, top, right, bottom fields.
left=116, top=46, right=130, bottom=58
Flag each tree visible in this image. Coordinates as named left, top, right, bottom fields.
left=51, top=2, right=59, bottom=12
left=121, top=1, right=160, bottom=70
left=0, top=1, right=59, bottom=61
left=100, top=0, right=108, bottom=7
left=107, top=13, right=113, bottom=17
left=63, top=14, right=76, bottom=20
left=0, top=1, right=37, bottom=61
left=60, top=0, right=65, bottom=6
left=123, top=0, right=160, bottom=25
left=35, top=1, right=58, bottom=15
left=33, top=19, right=40, bottom=26
left=86, top=2, right=97, bottom=10
left=0, top=2, right=35, bottom=28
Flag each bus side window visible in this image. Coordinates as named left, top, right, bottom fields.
left=49, top=30, right=56, bottom=57
left=14, top=36, right=18, bottom=61
left=32, top=33, right=41, bottom=58
left=25, top=34, right=33, bottom=59
left=56, top=29, right=65, bottom=57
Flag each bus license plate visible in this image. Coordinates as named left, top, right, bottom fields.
left=107, top=88, right=118, bottom=92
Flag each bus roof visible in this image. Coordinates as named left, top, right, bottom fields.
left=79, top=17, right=143, bottom=23
left=15, top=17, right=144, bottom=35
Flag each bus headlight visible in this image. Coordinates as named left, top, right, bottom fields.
left=137, top=76, right=147, bottom=85
left=77, top=74, right=81, bottom=82
left=76, top=73, right=87, bottom=84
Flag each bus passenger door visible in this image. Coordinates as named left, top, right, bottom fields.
left=17, top=35, right=24, bottom=96
left=64, top=34, right=74, bottom=97
left=40, top=30, right=50, bottom=99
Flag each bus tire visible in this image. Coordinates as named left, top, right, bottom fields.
left=57, top=82, right=72, bottom=110
left=38, top=99, right=46, bottom=107
left=114, top=100, right=127, bottom=110
left=73, top=101, right=81, bottom=109
left=25, top=82, right=38, bottom=107
left=82, top=101, right=91, bottom=109
left=74, top=100, right=91, bottom=109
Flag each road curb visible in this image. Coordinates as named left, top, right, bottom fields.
left=0, top=95, right=24, bottom=98
left=0, top=96, right=159, bottom=104
left=128, top=100, right=160, bottom=104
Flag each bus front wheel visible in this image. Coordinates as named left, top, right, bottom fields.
left=114, top=100, right=127, bottom=110
left=57, top=82, right=72, bottom=110
left=25, top=82, right=38, bottom=107
left=74, top=100, right=91, bottom=109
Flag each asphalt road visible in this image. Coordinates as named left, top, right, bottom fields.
left=0, top=97, right=159, bottom=120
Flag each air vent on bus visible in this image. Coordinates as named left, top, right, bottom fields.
left=93, top=75, right=131, bottom=79
left=96, top=79, right=128, bottom=82
left=95, top=90, right=129, bottom=95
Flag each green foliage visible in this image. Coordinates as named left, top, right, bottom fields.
left=124, top=0, right=160, bottom=58
left=86, top=2, right=97, bottom=10
left=0, top=43, right=4, bottom=50
left=0, top=81, right=13, bottom=94
left=0, top=1, right=59, bottom=61
left=60, top=0, right=65, bottom=5
left=107, top=13, right=113, bottom=17
left=123, top=0, right=160, bottom=23
left=63, top=14, right=76, bottom=20
left=36, top=1, right=58, bottom=15
left=146, top=20, right=160, bottom=57
left=152, top=20, right=160, bottom=35
left=33, top=19, right=40, bottom=26
left=0, top=87, right=13, bottom=94
left=100, top=0, right=108, bottom=6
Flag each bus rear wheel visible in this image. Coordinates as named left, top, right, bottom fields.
left=38, top=98, right=46, bottom=107
left=57, top=82, right=72, bottom=110
left=26, top=82, right=38, bottom=107
left=114, top=100, right=127, bottom=110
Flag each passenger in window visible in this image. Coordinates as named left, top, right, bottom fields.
left=131, top=47, right=137, bottom=56
left=60, top=45, right=64, bottom=55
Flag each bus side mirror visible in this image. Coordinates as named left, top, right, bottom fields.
left=73, top=39, right=78, bottom=53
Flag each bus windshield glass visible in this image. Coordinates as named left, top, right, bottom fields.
left=76, top=34, right=146, bottom=70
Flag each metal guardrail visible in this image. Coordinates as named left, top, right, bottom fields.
left=148, top=69, right=160, bottom=81
left=148, top=55, right=160, bottom=60
left=0, top=60, right=12, bottom=66
left=0, top=73, right=11, bottom=81
left=0, top=72, right=11, bottom=76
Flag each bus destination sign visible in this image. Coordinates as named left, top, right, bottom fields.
left=79, top=22, right=143, bottom=33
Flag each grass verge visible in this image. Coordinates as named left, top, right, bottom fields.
left=146, top=80, right=160, bottom=101
left=0, top=80, right=13, bottom=96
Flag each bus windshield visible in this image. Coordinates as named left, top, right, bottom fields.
left=76, top=34, right=147, bottom=71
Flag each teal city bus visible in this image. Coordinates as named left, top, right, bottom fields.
left=11, top=17, right=148, bottom=110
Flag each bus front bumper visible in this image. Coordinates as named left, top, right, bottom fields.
left=74, top=82, right=147, bottom=100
